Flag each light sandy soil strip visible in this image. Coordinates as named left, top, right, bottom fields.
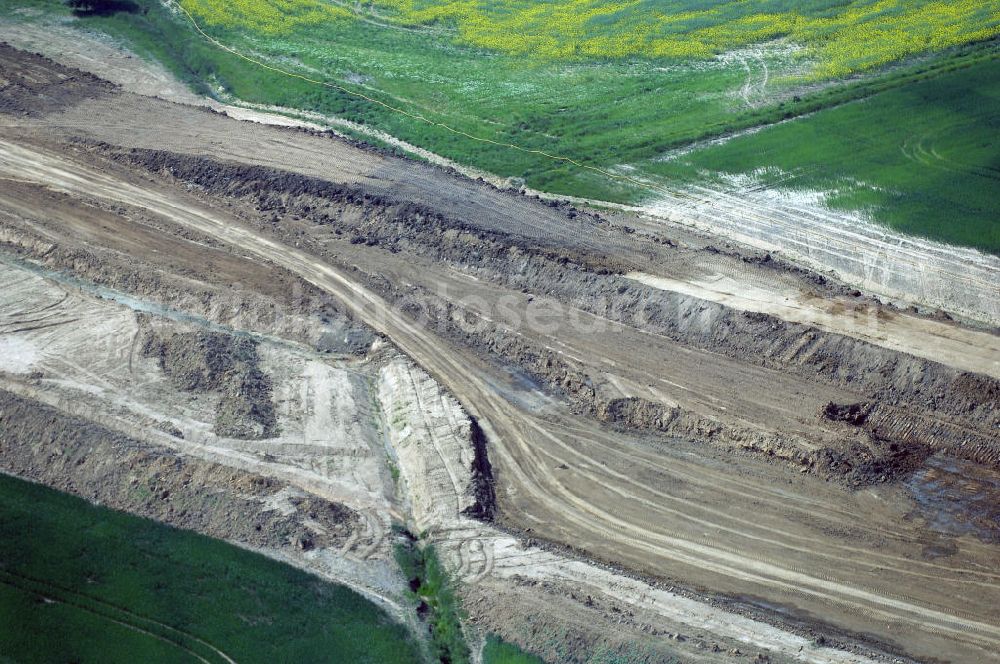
left=645, top=185, right=1000, bottom=326
left=4, top=139, right=997, bottom=661
left=626, top=271, right=1000, bottom=379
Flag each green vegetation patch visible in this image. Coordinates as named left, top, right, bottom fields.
left=0, top=473, right=422, bottom=664
left=482, top=635, right=547, bottom=664
left=395, top=539, right=469, bottom=664
left=647, top=51, right=1000, bottom=254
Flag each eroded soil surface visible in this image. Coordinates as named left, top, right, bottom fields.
left=1, top=44, right=999, bottom=664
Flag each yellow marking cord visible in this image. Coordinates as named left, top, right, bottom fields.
left=171, top=0, right=661, bottom=195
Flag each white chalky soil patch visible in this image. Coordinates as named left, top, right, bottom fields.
left=0, top=336, right=39, bottom=373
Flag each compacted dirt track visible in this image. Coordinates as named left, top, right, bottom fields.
left=2, top=46, right=999, bottom=663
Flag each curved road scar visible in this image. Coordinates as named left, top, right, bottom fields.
left=1, top=138, right=998, bottom=662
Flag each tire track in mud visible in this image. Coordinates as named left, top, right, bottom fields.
left=515, top=408, right=1000, bottom=618
left=4, top=137, right=990, bottom=600
left=547, top=419, right=1000, bottom=586
left=2, top=139, right=997, bottom=659
left=510, top=421, right=1000, bottom=644
left=386, top=270, right=1000, bottom=588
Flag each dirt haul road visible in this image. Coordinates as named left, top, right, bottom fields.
left=4, top=57, right=997, bottom=379
left=1, top=46, right=999, bottom=663
left=4, top=134, right=1000, bottom=663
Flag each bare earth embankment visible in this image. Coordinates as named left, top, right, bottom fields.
left=0, top=43, right=998, bottom=663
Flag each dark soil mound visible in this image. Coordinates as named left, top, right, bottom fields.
left=0, top=42, right=114, bottom=117
left=143, top=331, right=278, bottom=439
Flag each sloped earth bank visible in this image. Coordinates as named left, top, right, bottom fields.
left=0, top=257, right=415, bottom=625
left=377, top=357, right=892, bottom=664
left=97, top=146, right=1000, bottom=480
left=1, top=45, right=999, bottom=663
left=0, top=390, right=358, bottom=561
left=4, top=21, right=996, bottom=327
left=0, top=252, right=877, bottom=664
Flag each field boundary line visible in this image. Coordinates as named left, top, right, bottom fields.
left=170, top=1, right=658, bottom=193
left=169, top=3, right=1000, bottom=191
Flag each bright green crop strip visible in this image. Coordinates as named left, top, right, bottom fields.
left=647, top=52, right=1000, bottom=254
left=0, top=473, right=423, bottom=664
left=482, top=635, right=547, bottom=664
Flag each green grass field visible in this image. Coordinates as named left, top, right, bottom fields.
left=481, top=636, right=547, bottom=664
left=2, top=0, right=998, bottom=251
left=0, top=473, right=423, bottom=664
left=646, top=52, right=1000, bottom=252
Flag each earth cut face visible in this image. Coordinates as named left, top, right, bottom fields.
left=0, top=14, right=997, bottom=664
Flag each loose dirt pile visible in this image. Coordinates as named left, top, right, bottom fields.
left=0, top=42, right=114, bottom=117
left=142, top=329, right=278, bottom=439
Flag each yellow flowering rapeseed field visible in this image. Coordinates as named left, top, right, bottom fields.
left=179, top=0, right=1000, bottom=76
left=373, top=0, right=1000, bottom=76
left=179, top=0, right=350, bottom=34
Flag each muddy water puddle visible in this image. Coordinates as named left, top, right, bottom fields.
left=906, top=454, right=1000, bottom=544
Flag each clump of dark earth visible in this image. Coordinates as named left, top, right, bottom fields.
left=0, top=43, right=114, bottom=117
left=823, top=402, right=872, bottom=426
left=462, top=417, right=497, bottom=521
left=142, top=330, right=278, bottom=439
